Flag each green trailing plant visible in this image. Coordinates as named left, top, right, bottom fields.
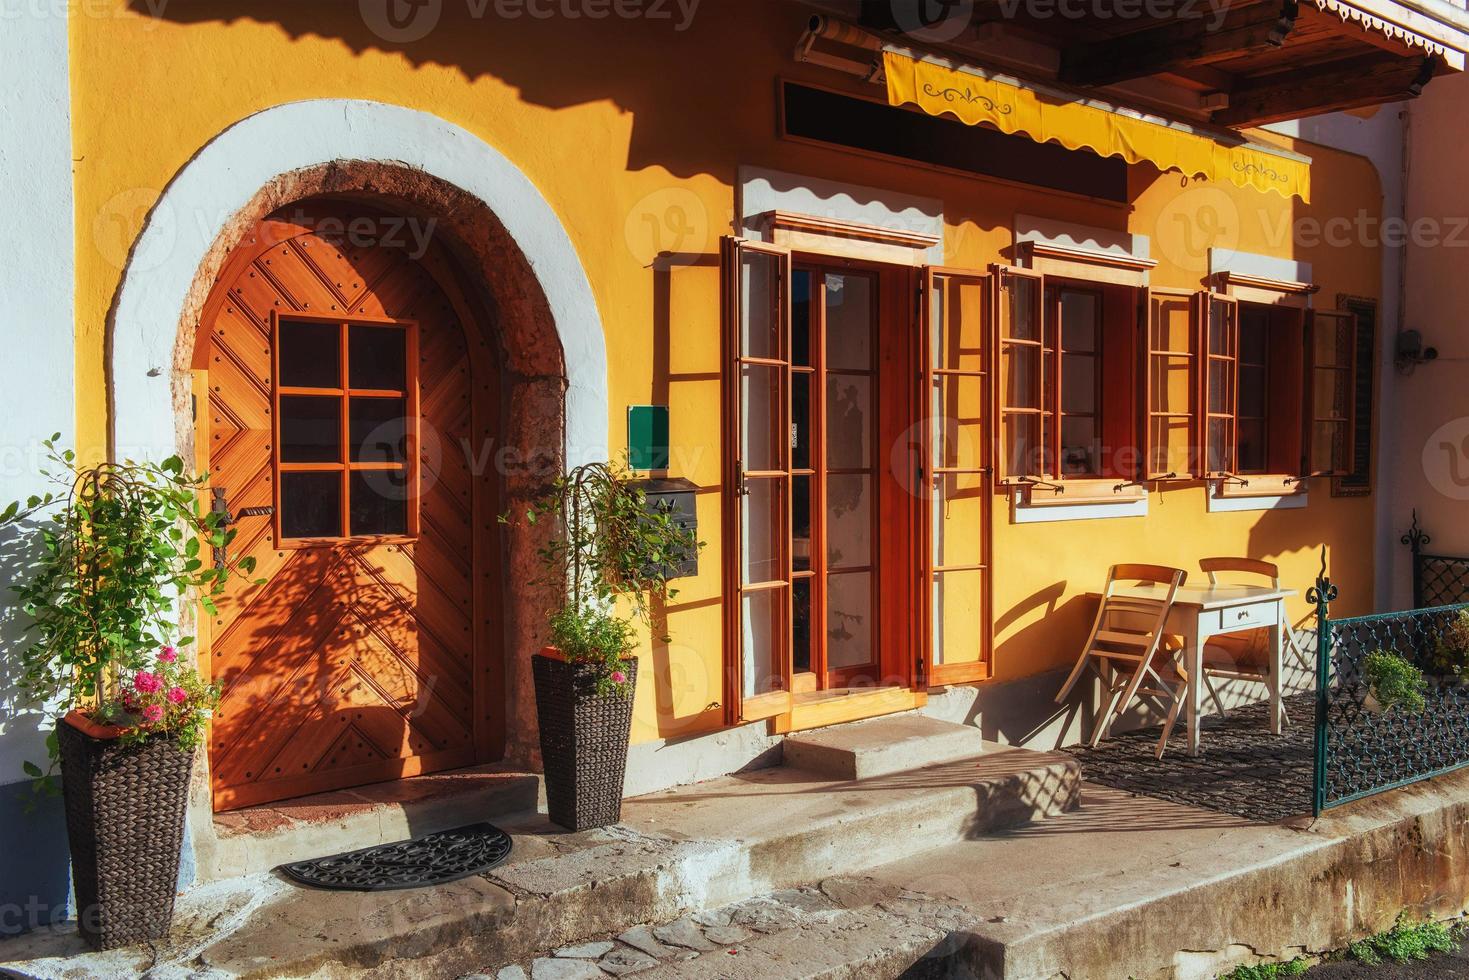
left=1362, top=649, right=1428, bottom=715
left=1217, top=958, right=1308, bottom=980
left=1429, top=609, right=1469, bottom=683
left=1344, top=913, right=1455, bottom=966
left=0, top=436, right=263, bottom=788
left=509, top=460, right=702, bottom=695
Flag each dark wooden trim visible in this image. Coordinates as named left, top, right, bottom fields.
left=1212, top=53, right=1440, bottom=128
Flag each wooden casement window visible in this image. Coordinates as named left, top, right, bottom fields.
left=271, top=313, right=420, bottom=543
left=1141, top=288, right=1203, bottom=480
left=921, top=267, right=991, bottom=687
left=994, top=266, right=1139, bottom=493
left=1199, top=298, right=1356, bottom=490
left=722, top=238, right=795, bottom=722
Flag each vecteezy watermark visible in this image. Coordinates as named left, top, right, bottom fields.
left=1422, top=417, right=1469, bottom=502
left=992, top=0, right=1231, bottom=28
left=623, top=187, right=710, bottom=266
left=359, top=0, right=702, bottom=44
left=0, top=0, right=171, bottom=20
left=278, top=207, right=440, bottom=261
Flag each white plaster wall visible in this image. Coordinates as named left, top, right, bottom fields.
left=1266, top=108, right=1407, bottom=610
left=0, top=2, right=75, bottom=785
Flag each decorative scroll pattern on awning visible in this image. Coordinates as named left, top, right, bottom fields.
left=883, top=50, right=1312, bottom=203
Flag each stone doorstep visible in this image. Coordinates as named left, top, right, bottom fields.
left=199, top=766, right=543, bottom=880
left=0, top=743, right=1078, bottom=979
left=782, top=713, right=989, bottom=781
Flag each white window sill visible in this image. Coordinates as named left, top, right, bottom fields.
left=1011, top=490, right=1149, bottom=523
left=1206, top=489, right=1308, bottom=513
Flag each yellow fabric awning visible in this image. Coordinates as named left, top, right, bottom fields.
left=883, top=50, right=1311, bottom=203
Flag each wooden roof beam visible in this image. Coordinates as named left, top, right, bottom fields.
left=1211, top=52, right=1439, bottom=126
left=1060, top=0, right=1298, bottom=87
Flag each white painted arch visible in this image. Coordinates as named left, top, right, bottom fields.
left=111, top=98, right=608, bottom=467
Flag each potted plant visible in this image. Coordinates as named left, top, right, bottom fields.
left=1428, top=610, right=1469, bottom=685
left=0, top=437, right=259, bottom=950
left=513, top=460, right=700, bottom=831
left=1361, top=649, right=1428, bottom=716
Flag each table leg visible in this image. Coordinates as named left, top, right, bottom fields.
left=1269, top=605, right=1283, bottom=735
left=1186, top=618, right=1202, bottom=756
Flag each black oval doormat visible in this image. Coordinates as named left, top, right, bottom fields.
left=278, top=822, right=513, bottom=891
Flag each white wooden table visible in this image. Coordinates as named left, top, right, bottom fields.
left=1105, top=582, right=1298, bottom=756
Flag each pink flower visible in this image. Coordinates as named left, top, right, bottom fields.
left=167, top=687, right=188, bottom=705
left=610, top=671, right=627, bottom=685
left=142, top=704, right=164, bottom=724
left=133, top=671, right=163, bottom=694
left=158, top=646, right=177, bottom=664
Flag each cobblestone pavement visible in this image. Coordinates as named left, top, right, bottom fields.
left=464, top=877, right=976, bottom=979
left=1063, top=693, right=1316, bottom=823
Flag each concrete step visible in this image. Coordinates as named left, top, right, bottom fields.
left=782, top=712, right=989, bottom=781
left=0, top=744, right=1080, bottom=978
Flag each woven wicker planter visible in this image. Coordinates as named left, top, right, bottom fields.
left=532, top=650, right=636, bottom=831
left=57, top=712, right=193, bottom=950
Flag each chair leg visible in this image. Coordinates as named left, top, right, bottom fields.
left=1156, top=682, right=1187, bottom=760
left=1090, top=666, right=1124, bottom=747
left=1055, top=648, right=1096, bottom=705
left=1106, top=653, right=1154, bottom=743
left=1204, top=673, right=1228, bottom=717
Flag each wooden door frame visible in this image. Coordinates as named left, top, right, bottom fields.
left=193, top=202, right=508, bottom=808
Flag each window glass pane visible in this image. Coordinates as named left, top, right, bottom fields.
left=1240, top=311, right=1268, bottom=364
left=741, top=478, right=783, bottom=585
left=1208, top=360, right=1233, bottom=415
left=280, top=471, right=342, bottom=538
left=825, top=273, right=873, bottom=370
left=348, top=325, right=407, bottom=391
left=350, top=397, right=409, bottom=464
left=1060, top=416, right=1099, bottom=476
left=827, top=570, right=873, bottom=669
left=740, top=364, right=782, bottom=472
left=792, top=270, right=812, bottom=367
left=1150, top=295, right=1191, bottom=352
left=740, top=250, right=782, bottom=360
left=1148, top=416, right=1192, bottom=477
left=279, top=395, right=341, bottom=463
left=1209, top=301, right=1234, bottom=355
left=1060, top=290, right=1098, bottom=352
left=826, top=374, right=871, bottom=470
left=792, top=474, right=812, bottom=573
left=741, top=589, right=784, bottom=698
left=1001, top=344, right=1039, bottom=408
left=793, top=578, right=812, bottom=675
left=1150, top=354, right=1191, bottom=414
left=279, top=320, right=340, bottom=389
left=934, top=376, right=985, bottom=472
left=1238, top=420, right=1267, bottom=473
left=1239, top=365, right=1267, bottom=419
left=792, top=372, right=810, bottom=470
left=932, top=276, right=987, bottom=373
left=1315, top=369, right=1349, bottom=419
left=1207, top=418, right=1233, bottom=473
left=349, top=470, right=409, bottom=536
left=932, top=471, right=984, bottom=568
left=826, top=473, right=871, bottom=569
left=932, top=568, right=984, bottom=667
left=1061, top=352, right=1097, bottom=415
left=1003, top=275, right=1038, bottom=341
left=1313, top=421, right=1348, bottom=473
left=1004, top=415, right=1042, bottom=476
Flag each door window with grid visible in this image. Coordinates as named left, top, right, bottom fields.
left=273, top=315, right=419, bottom=542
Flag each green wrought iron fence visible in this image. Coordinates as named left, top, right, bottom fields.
left=1403, top=511, right=1469, bottom=609
left=1312, top=553, right=1469, bottom=815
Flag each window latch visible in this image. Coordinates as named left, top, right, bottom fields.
left=1019, top=476, right=1064, bottom=494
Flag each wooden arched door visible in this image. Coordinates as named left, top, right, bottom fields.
left=196, top=203, right=502, bottom=811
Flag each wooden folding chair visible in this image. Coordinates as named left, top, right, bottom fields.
left=1197, top=557, right=1291, bottom=731
left=1056, top=564, right=1189, bottom=758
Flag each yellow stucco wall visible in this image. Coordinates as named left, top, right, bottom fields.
left=71, top=0, right=1382, bottom=745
